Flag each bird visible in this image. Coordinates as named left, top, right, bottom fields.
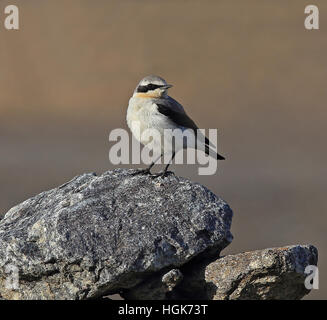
left=126, top=75, right=225, bottom=177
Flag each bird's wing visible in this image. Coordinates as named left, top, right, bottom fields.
left=154, top=97, right=214, bottom=147
left=166, top=96, right=188, bottom=113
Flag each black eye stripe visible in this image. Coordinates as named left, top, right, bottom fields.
left=137, top=84, right=164, bottom=93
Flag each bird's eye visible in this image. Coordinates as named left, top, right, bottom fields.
left=137, top=84, right=163, bottom=93
left=148, top=84, right=161, bottom=90
left=137, top=85, right=148, bottom=93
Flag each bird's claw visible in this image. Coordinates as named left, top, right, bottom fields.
left=131, top=168, right=152, bottom=176
left=151, top=170, right=174, bottom=179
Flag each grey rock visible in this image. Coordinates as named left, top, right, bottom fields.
left=162, top=268, right=183, bottom=291
left=0, top=168, right=233, bottom=300
left=121, top=268, right=184, bottom=300
left=174, top=245, right=318, bottom=300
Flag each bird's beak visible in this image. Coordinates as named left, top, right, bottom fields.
left=162, top=84, right=173, bottom=90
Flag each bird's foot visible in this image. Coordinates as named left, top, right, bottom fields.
left=131, top=168, right=152, bottom=176
left=151, top=170, right=174, bottom=179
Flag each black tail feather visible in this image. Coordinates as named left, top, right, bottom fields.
left=205, top=145, right=225, bottom=160
left=216, top=153, right=225, bottom=160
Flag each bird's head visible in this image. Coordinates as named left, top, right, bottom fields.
left=133, top=75, right=173, bottom=99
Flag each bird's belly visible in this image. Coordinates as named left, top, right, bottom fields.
left=128, top=107, right=155, bottom=145
left=127, top=103, right=184, bottom=153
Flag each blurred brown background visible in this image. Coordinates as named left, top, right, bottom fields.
left=0, top=1, right=326, bottom=299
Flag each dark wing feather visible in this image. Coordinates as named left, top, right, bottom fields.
left=156, top=102, right=212, bottom=146
left=156, top=103, right=198, bottom=130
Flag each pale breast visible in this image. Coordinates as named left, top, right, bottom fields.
left=127, top=98, right=159, bottom=145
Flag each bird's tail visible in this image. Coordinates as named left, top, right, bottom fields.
left=205, top=145, right=225, bottom=160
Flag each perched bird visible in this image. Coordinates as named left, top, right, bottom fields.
left=126, top=75, right=225, bottom=177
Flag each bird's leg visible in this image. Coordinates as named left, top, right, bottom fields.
left=163, top=151, right=176, bottom=175
left=152, top=152, right=176, bottom=178
left=131, top=154, right=162, bottom=176
left=131, top=162, right=155, bottom=176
